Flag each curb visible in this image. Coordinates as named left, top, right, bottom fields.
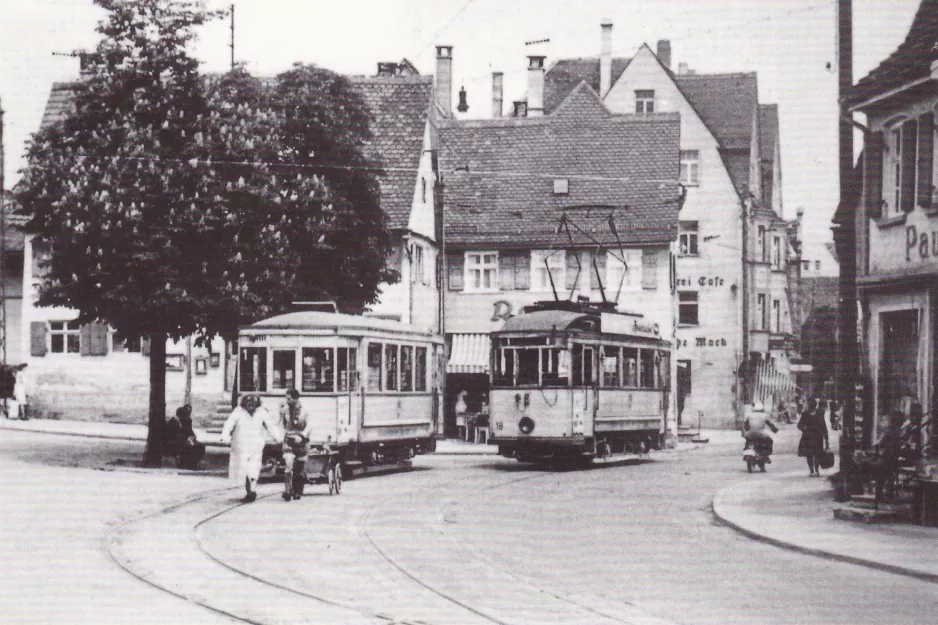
left=711, top=483, right=938, bottom=584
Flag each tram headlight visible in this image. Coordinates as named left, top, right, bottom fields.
left=518, top=416, right=535, bottom=435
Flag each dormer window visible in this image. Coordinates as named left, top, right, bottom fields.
left=553, top=178, right=569, bottom=195
left=635, top=90, right=655, bottom=114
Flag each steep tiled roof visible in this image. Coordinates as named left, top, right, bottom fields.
left=438, top=83, right=681, bottom=248
left=843, top=0, right=938, bottom=108
left=543, top=57, right=631, bottom=115
left=674, top=72, right=758, bottom=150
left=349, top=75, right=433, bottom=230
left=33, top=75, right=432, bottom=232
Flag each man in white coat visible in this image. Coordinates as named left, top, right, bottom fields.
left=221, top=394, right=283, bottom=502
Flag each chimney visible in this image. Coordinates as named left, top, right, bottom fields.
left=600, top=19, right=613, bottom=97
left=457, top=86, right=469, bottom=113
left=435, top=46, right=453, bottom=114
left=492, top=71, right=504, bottom=118
left=677, top=62, right=688, bottom=75
left=527, top=55, right=545, bottom=117
left=657, top=40, right=671, bottom=70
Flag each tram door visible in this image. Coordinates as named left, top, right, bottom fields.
left=572, top=345, right=596, bottom=436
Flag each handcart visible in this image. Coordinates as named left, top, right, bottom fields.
left=303, top=446, right=342, bottom=495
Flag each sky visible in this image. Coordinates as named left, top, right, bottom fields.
left=0, top=0, right=924, bottom=263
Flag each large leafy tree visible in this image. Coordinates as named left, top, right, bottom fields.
left=16, top=0, right=395, bottom=466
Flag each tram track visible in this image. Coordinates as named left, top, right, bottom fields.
left=106, top=458, right=678, bottom=625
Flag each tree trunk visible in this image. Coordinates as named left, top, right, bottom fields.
left=229, top=338, right=239, bottom=408
left=142, top=332, right=168, bottom=467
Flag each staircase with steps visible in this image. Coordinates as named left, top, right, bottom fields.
left=205, top=401, right=233, bottom=435
left=833, top=493, right=915, bottom=524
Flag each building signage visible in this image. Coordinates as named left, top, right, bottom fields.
left=491, top=300, right=513, bottom=321
left=769, top=337, right=796, bottom=351
left=676, top=276, right=726, bottom=288
left=905, top=225, right=938, bottom=262
left=676, top=337, right=728, bottom=348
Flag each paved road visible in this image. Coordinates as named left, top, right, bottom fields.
left=3, top=426, right=936, bottom=624
left=197, top=430, right=937, bottom=625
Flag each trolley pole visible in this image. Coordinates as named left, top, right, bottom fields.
left=835, top=0, right=859, bottom=489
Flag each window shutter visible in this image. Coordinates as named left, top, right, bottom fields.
left=565, top=251, right=579, bottom=290
left=918, top=112, right=934, bottom=208
left=866, top=131, right=884, bottom=218
left=590, top=251, right=607, bottom=290
left=447, top=252, right=464, bottom=291
left=641, top=250, right=658, bottom=290
left=514, top=252, right=530, bottom=290
left=79, top=324, right=92, bottom=356
left=901, top=121, right=918, bottom=212
left=498, top=253, right=516, bottom=291
left=88, top=322, right=109, bottom=356
left=141, top=335, right=151, bottom=357
left=30, top=322, right=47, bottom=357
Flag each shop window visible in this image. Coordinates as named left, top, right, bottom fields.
left=367, top=343, right=382, bottom=391
left=635, top=89, right=655, bottom=114
left=678, top=291, right=699, bottom=326
left=679, top=221, right=698, bottom=256
left=337, top=347, right=357, bottom=392
left=531, top=250, right=565, bottom=291
left=271, top=350, right=296, bottom=390
left=301, top=348, right=333, bottom=392
left=239, top=347, right=267, bottom=392
left=465, top=252, right=498, bottom=292
left=679, top=150, right=700, bottom=186
left=49, top=321, right=81, bottom=354
left=385, top=344, right=399, bottom=391
left=879, top=309, right=919, bottom=417
left=415, top=346, right=427, bottom=392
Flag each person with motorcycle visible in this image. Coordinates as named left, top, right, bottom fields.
left=742, top=401, right=779, bottom=472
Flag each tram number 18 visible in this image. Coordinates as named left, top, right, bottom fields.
left=494, top=422, right=503, bottom=431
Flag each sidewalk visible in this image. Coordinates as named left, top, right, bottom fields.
left=0, top=416, right=498, bottom=455
left=713, top=470, right=938, bottom=583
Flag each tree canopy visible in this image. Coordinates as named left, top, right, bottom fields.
left=15, top=0, right=396, bottom=464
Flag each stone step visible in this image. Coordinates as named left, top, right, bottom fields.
left=850, top=494, right=915, bottom=510
left=834, top=504, right=913, bottom=524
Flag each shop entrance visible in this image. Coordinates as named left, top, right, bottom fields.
left=676, top=359, right=691, bottom=426
left=878, top=309, right=920, bottom=432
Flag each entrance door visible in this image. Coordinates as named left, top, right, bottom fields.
left=676, top=359, right=691, bottom=426
left=879, top=309, right=919, bottom=434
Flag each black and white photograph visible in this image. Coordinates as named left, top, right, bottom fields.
left=1, top=1, right=936, bottom=623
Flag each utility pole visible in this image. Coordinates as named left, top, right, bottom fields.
left=835, top=0, right=859, bottom=489
left=0, top=98, right=7, bottom=418
left=229, top=4, right=235, bottom=71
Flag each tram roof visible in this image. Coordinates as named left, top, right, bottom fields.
left=498, top=310, right=595, bottom=334
left=241, top=311, right=441, bottom=339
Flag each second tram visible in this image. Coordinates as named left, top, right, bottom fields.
left=488, top=301, right=671, bottom=463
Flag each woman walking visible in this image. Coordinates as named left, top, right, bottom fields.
left=221, top=395, right=283, bottom=502
left=798, top=398, right=829, bottom=476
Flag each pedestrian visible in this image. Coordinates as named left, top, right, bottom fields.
left=828, top=400, right=841, bottom=431
left=279, top=389, right=314, bottom=502
left=175, top=404, right=206, bottom=470
left=221, top=394, right=283, bottom=503
left=742, top=401, right=779, bottom=458
left=797, top=397, right=829, bottom=476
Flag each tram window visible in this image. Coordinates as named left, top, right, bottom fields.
left=603, top=346, right=620, bottom=387
left=516, top=349, right=539, bottom=386
left=495, top=348, right=515, bottom=386
left=239, top=347, right=267, bottom=392
left=415, top=346, right=427, bottom=391
left=337, top=348, right=357, bottom=392
left=272, top=350, right=296, bottom=390
left=623, top=347, right=638, bottom=387
left=640, top=349, right=656, bottom=388
left=401, top=346, right=414, bottom=392
left=301, top=348, right=333, bottom=392
left=583, top=347, right=595, bottom=386
left=385, top=344, right=399, bottom=391
left=541, top=347, right=568, bottom=386
left=367, top=343, right=383, bottom=391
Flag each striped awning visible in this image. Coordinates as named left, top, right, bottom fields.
left=447, top=333, right=490, bottom=374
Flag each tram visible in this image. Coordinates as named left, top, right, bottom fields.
left=488, top=300, right=671, bottom=463
left=237, top=309, right=443, bottom=476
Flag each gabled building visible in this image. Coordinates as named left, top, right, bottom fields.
left=18, top=65, right=442, bottom=423
left=840, top=0, right=938, bottom=463
left=539, top=23, right=793, bottom=428
left=438, top=78, right=682, bottom=437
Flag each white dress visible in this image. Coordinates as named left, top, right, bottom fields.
left=221, top=406, right=282, bottom=485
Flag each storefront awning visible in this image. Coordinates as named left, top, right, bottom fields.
left=447, top=333, right=490, bottom=374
